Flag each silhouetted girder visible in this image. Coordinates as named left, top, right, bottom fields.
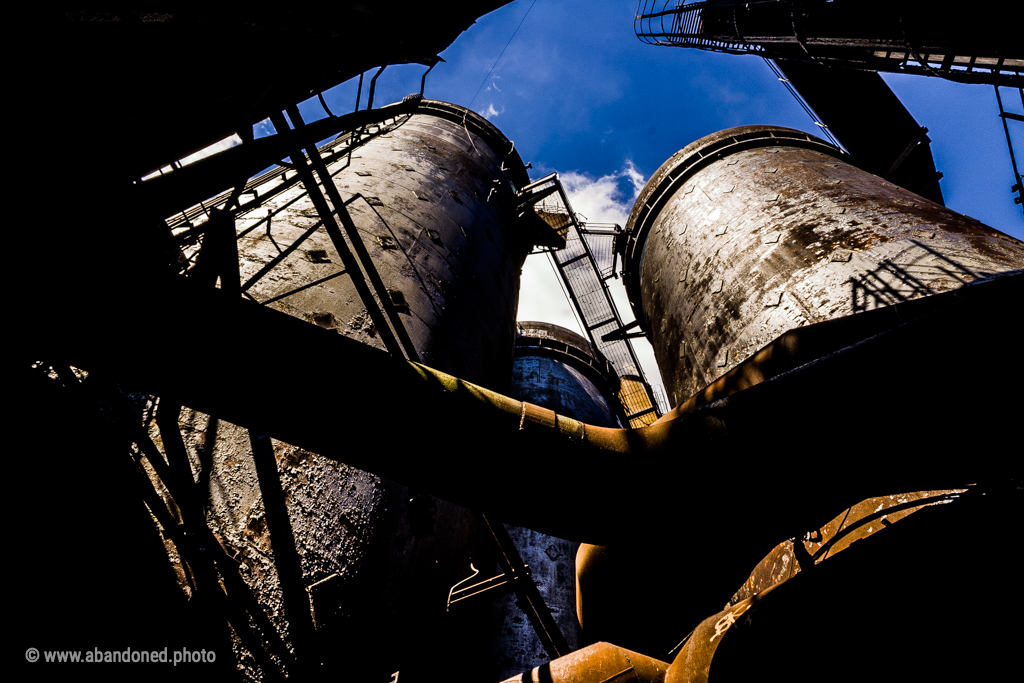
left=136, top=100, right=423, bottom=222
left=776, top=59, right=945, bottom=204
left=15, top=3, right=512, bottom=183
left=636, top=0, right=1023, bottom=87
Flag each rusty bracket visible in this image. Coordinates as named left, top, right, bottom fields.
left=445, top=563, right=523, bottom=610
left=601, top=320, right=645, bottom=342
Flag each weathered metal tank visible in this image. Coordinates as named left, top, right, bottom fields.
left=511, top=321, right=625, bottom=429
left=486, top=322, right=625, bottom=680
left=241, top=99, right=533, bottom=388
left=622, top=125, right=1024, bottom=408
left=163, top=100, right=543, bottom=681
left=559, top=124, right=1024, bottom=661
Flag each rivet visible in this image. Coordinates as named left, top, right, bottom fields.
left=307, top=249, right=330, bottom=263
left=830, top=250, right=852, bottom=262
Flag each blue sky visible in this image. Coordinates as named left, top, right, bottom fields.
left=300, top=0, right=1023, bottom=396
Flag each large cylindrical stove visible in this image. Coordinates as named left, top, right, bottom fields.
left=168, top=100, right=535, bottom=681
left=623, top=125, right=1024, bottom=408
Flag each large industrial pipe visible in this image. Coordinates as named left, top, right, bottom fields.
left=82, top=265, right=1021, bottom=609
left=499, top=641, right=668, bottom=683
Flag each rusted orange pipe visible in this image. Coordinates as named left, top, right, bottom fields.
left=77, top=267, right=1020, bottom=611
left=499, top=642, right=669, bottom=683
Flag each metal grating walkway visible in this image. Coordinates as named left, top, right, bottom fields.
left=520, top=176, right=665, bottom=427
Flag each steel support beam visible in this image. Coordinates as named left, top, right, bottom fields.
left=479, top=514, right=570, bottom=659
left=285, top=105, right=419, bottom=361
left=269, top=111, right=404, bottom=358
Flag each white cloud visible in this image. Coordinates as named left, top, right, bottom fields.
left=559, top=160, right=646, bottom=225
left=480, top=103, right=504, bottom=120
left=516, top=254, right=586, bottom=335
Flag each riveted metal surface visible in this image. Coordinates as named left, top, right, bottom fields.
left=624, top=125, right=1024, bottom=408
left=489, top=525, right=583, bottom=682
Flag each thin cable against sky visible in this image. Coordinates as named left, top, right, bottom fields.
left=469, top=0, right=539, bottom=109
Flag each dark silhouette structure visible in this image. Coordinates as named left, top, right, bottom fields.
left=636, top=0, right=1024, bottom=210
left=14, top=5, right=1023, bottom=683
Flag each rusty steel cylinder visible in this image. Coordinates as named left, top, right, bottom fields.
left=241, top=99, right=532, bottom=390
left=623, top=125, right=1024, bottom=408
left=170, top=100, right=536, bottom=681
